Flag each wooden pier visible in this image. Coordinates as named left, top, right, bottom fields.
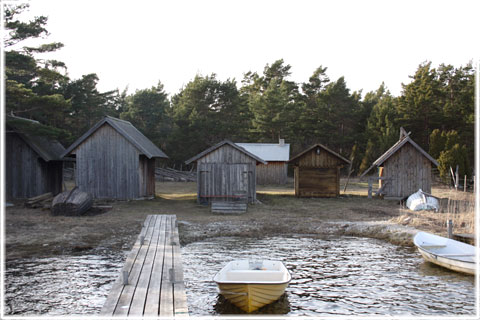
left=101, top=214, right=188, bottom=317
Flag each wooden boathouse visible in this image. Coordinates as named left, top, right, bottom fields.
left=185, top=140, right=266, bottom=204
left=62, top=116, right=168, bottom=200
left=289, top=144, right=350, bottom=197
left=5, top=116, right=65, bottom=200
left=236, top=139, right=290, bottom=185
left=360, top=129, right=439, bottom=199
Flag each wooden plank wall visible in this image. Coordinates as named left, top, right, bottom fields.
left=196, top=144, right=257, bottom=203
left=139, top=156, right=156, bottom=197
left=383, top=143, right=432, bottom=198
left=73, top=124, right=141, bottom=200
left=295, top=148, right=345, bottom=168
left=198, top=163, right=255, bottom=203
left=5, top=132, right=63, bottom=200
left=296, top=167, right=339, bottom=197
left=101, top=214, right=188, bottom=317
left=292, top=147, right=345, bottom=197
left=256, top=162, right=287, bottom=185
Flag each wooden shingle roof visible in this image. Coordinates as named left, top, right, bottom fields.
left=185, top=140, right=267, bottom=165
left=62, top=116, right=168, bottom=159
left=289, top=143, right=350, bottom=164
left=6, top=116, right=66, bottom=162
left=360, top=135, right=439, bottom=178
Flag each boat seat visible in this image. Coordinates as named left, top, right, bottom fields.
left=422, top=245, right=447, bottom=249
left=225, top=270, right=285, bottom=282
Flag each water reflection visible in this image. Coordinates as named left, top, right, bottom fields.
left=181, top=236, right=475, bottom=316
left=214, top=293, right=291, bottom=315
left=4, top=236, right=475, bottom=316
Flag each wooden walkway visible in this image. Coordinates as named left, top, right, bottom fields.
left=101, top=214, right=188, bottom=317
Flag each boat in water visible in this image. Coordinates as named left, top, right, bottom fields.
left=413, top=231, right=476, bottom=275
left=213, top=259, right=291, bottom=313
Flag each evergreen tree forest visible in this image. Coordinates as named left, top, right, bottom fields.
left=4, top=4, right=476, bottom=181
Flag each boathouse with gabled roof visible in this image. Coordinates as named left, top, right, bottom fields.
left=360, top=129, right=439, bottom=199
left=236, top=139, right=290, bottom=185
left=62, top=116, right=168, bottom=200
left=289, top=143, right=350, bottom=197
left=6, top=116, right=66, bottom=200
left=185, top=140, right=266, bottom=204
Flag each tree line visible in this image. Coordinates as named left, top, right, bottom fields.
left=4, top=4, right=475, bottom=181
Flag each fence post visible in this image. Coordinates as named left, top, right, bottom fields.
left=447, top=219, right=453, bottom=239
left=464, top=175, right=467, bottom=192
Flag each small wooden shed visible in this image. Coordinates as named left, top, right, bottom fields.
left=289, top=144, right=350, bottom=197
left=360, top=130, right=439, bottom=199
left=185, top=140, right=266, bottom=204
left=5, top=116, right=65, bottom=200
left=62, top=116, right=168, bottom=200
left=236, top=139, right=290, bottom=185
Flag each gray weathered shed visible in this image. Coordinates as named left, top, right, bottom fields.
left=185, top=140, right=266, bottom=204
left=235, top=140, right=290, bottom=185
left=63, top=116, right=168, bottom=200
left=6, top=116, right=65, bottom=200
left=360, top=130, right=439, bottom=199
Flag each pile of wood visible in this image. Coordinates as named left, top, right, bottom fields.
left=51, top=187, right=93, bottom=216
left=63, top=167, right=75, bottom=180
left=155, top=167, right=196, bottom=182
left=211, top=201, right=247, bottom=215
left=25, top=192, right=54, bottom=209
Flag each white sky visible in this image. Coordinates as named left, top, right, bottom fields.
left=9, top=0, right=480, bottom=98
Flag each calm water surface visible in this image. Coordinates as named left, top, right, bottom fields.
left=181, top=236, right=476, bottom=316
left=4, top=236, right=476, bottom=316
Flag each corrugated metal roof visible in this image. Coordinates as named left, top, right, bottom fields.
left=235, top=143, right=290, bottom=162
left=6, top=116, right=66, bottom=162
left=63, top=116, right=168, bottom=159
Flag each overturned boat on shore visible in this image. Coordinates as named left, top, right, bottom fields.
left=413, top=231, right=476, bottom=275
left=213, top=259, right=291, bottom=313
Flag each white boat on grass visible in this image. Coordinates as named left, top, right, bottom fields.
left=413, top=231, right=476, bottom=275
left=213, top=259, right=291, bottom=313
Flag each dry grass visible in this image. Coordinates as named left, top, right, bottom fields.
left=390, top=184, right=475, bottom=237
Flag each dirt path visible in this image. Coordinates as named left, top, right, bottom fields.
left=4, top=180, right=474, bottom=260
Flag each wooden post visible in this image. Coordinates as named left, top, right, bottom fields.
left=450, top=166, right=456, bottom=188
left=455, top=165, right=459, bottom=191
left=464, top=175, right=467, bottom=192
left=368, top=177, right=372, bottom=199
left=343, top=168, right=354, bottom=193
left=122, top=270, right=129, bottom=285
left=447, top=219, right=453, bottom=239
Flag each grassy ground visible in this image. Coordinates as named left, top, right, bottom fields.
left=4, top=178, right=475, bottom=260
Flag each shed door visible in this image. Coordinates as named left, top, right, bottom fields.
left=298, top=167, right=338, bottom=197
left=198, top=163, right=250, bottom=203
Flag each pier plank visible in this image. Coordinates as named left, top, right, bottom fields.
left=143, top=215, right=168, bottom=315
left=159, top=215, right=174, bottom=317
left=100, top=215, right=154, bottom=315
left=100, top=214, right=188, bottom=317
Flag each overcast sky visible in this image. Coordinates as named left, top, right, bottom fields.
left=14, top=0, right=480, bottom=97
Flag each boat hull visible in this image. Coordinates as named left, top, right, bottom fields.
left=217, top=282, right=289, bottom=313
left=414, top=231, right=476, bottom=275
left=417, top=247, right=475, bottom=275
